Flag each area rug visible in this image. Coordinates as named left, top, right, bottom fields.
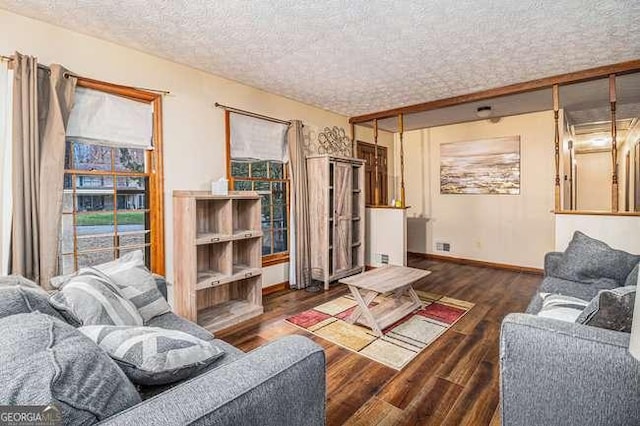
left=285, top=291, right=474, bottom=370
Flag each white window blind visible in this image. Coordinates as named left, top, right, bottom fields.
left=0, top=61, right=13, bottom=275
left=230, top=112, right=289, bottom=162
left=66, top=87, right=153, bottom=149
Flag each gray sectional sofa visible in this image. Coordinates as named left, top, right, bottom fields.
left=500, top=247, right=640, bottom=426
left=1, top=276, right=326, bottom=426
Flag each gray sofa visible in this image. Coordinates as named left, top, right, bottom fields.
left=500, top=252, right=640, bottom=426
left=2, top=277, right=327, bottom=426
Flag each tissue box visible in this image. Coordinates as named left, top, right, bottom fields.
left=211, top=178, right=229, bottom=195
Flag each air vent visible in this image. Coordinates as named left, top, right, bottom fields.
left=380, top=254, right=389, bottom=264
left=435, top=242, right=451, bottom=252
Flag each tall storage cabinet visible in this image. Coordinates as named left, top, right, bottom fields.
left=306, top=155, right=365, bottom=289
left=173, top=191, right=263, bottom=332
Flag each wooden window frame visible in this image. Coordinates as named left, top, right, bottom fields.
left=224, top=111, right=290, bottom=267
left=61, top=78, right=165, bottom=275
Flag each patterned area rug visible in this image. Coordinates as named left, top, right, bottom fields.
left=285, top=291, right=474, bottom=370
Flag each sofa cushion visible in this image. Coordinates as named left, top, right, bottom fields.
left=0, top=276, right=64, bottom=321
left=554, top=231, right=640, bottom=285
left=146, top=311, right=215, bottom=341
left=49, top=270, right=143, bottom=326
left=51, top=251, right=171, bottom=323
left=576, top=286, right=636, bottom=332
left=623, top=262, right=639, bottom=287
left=80, top=325, right=225, bottom=386
left=536, top=293, right=589, bottom=322
left=0, top=312, right=141, bottom=424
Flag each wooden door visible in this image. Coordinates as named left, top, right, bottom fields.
left=356, top=141, right=388, bottom=205
left=333, top=161, right=353, bottom=274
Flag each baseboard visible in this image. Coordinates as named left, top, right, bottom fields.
left=262, top=281, right=289, bottom=296
left=408, top=252, right=543, bottom=275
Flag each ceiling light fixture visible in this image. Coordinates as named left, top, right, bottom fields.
left=476, top=106, right=492, bottom=118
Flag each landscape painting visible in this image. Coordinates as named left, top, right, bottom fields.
left=440, top=136, right=520, bottom=194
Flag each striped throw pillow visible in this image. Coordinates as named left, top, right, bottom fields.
left=79, top=325, right=225, bottom=385
left=50, top=270, right=143, bottom=326
left=537, top=293, right=589, bottom=323
left=51, top=251, right=171, bottom=322
left=88, top=251, right=171, bottom=322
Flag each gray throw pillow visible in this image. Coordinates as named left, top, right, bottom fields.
left=576, top=286, right=636, bottom=332
left=51, top=251, right=170, bottom=323
left=536, top=293, right=589, bottom=322
left=80, top=325, right=225, bottom=385
left=49, top=269, right=143, bottom=326
left=0, top=312, right=141, bottom=424
left=555, top=231, right=640, bottom=285
left=0, top=276, right=64, bottom=321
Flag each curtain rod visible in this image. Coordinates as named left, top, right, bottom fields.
left=214, top=102, right=291, bottom=126
left=1, top=54, right=171, bottom=95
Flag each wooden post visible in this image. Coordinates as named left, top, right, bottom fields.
left=610, top=74, right=619, bottom=212
left=553, top=84, right=561, bottom=211
left=350, top=123, right=356, bottom=157
left=398, top=113, right=406, bottom=208
left=373, top=119, right=380, bottom=205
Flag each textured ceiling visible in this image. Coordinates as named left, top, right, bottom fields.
left=1, top=1, right=639, bottom=117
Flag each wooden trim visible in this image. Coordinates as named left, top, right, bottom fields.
left=75, top=78, right=165, bottom=275
left=553, top=84, right=561, bottom=210
left=364, top=265, right=378, bottom=271
left=262, top=252, right=289, bottom=267
left=349, top=59, right=640, bottom=124
left=554, top=210, right=640, bottom=216
left=365, top=205, right=410, bottom=210
left=225, top=110, right=233, bottom=189
left=262, top=281, right=289, bottom=296
left=408, top=252, right=543, bottom=275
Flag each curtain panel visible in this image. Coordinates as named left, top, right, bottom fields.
left=288, top=120, right=311, bottom=288
left=10, top=52, right=77, bottom=287
left=0, top=60, right=12, bottom=275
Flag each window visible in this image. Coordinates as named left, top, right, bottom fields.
left=58, top=79, right=164, bottom=275
left=225, top=111, right=290, bottom=266
left=231, top=160, right=289, bottom=264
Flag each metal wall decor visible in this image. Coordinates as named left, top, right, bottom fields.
left=308, top=126, right=352, bottom=157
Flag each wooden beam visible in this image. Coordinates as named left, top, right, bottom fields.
left=349, top=59, right=640, bottom=124
left=553, top=84, right=561, bottom=211
left=610, top=74, right=619, bottom=212
left=398, top=113, right=405, bottom=208
left=373, top=119, right=380, bottom=206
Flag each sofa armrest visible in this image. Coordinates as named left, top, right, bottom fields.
left=98, top=335, right=326, bottom=426
left=500, top=313, right=640, bottom=426
left=543, top=252, right=563, bottom=277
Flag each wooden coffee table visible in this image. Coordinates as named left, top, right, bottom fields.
left=339, top=265, right=431, bottom=336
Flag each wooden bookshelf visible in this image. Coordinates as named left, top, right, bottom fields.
left=173, top=191, right=263, bottom=332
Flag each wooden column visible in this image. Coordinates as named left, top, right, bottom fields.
left=553, top=84, right=561, bottom=211
left=610, top=74, right=619, bottom=212
left=373, top=119, right=380, bottom=205
left=398, top=113, right=406, bottom=208
left=350, top=123, right=356, bottom=156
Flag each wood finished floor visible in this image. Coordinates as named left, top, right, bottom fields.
left=216, top=255, right=541, bottom=426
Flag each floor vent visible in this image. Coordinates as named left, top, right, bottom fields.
left=435, top=242, right=451, bottom=252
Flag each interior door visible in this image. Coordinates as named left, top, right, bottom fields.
left=333, top=161, right=353, bottom=274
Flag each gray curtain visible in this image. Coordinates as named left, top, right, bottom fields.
left=288, top=120, right=311, bottom=289
left=11, top=52, right=76, bottom=287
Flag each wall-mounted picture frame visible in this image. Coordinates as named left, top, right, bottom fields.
left=440, top=136, right=521, bottom=195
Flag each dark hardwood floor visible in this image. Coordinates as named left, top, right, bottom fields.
left=216, top=255, right=541, bottom=426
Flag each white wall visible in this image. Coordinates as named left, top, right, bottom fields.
left=575, top=151, right=611, bottom=211
left=555, top=214, right=640, bottom=254
left=402, top=110, right=556, bottom=269
left=365, top=207, right=407, bottom=267
left=0, top=10, right=393, bottom=290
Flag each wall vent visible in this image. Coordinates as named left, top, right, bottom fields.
left=435, top=242, right=451, bottom=252
left=380, top=254, right=389, bottom=264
